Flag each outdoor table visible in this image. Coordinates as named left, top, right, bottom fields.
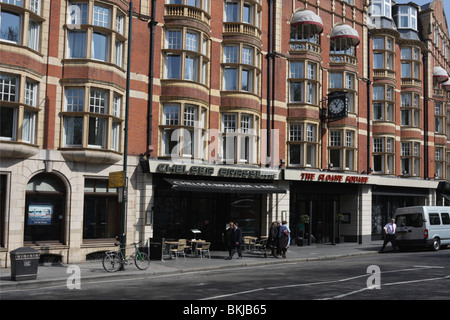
left=164, top=241, right=180, bottom=260
left=188, top=240, right=206, bottom=256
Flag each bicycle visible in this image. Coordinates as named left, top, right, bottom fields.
left=102, top=240, right=150, bottom=272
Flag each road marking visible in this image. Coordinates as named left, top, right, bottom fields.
left=202, top=265, right=447, bottom=300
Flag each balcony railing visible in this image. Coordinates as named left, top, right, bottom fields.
left=373, top=69, right=396, bottom=80
left=329, top=54, right=357, bottom=66
left=223, top=22, right=262, bottom=40
left=289, top=41, right=321, bottom=55
left=165, top=4, right=210, bottom=26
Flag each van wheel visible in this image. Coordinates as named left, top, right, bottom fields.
left=431, top=238, right=441, bottom=251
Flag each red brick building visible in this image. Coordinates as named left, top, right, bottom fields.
left=0, top=0, right=448, bottom=265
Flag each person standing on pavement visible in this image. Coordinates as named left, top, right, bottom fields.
left=226, top=221, right=243, bottom=260
left=265, top=221, right=280, bottom=258
left=379, top=218, right=397, bottom=253
left=279, top=221, right=290, bottom=258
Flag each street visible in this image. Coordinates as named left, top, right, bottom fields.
left=1, top=249, right=449, bottom=302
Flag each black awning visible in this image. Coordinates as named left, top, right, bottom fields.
left=164, top=179, right=286, bottom=194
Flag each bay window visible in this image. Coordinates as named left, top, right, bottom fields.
left=221, top=112, right=258, bottom=164
left=329, top=129, right=356, bottom=171
left=161, top=103, right=207, bottom=159
left=289, top=61, right=319, bottom=105
left=62, top=86, right=123, bottom=152
left=401, top=141, right=421, bottom=176
left=288, top=122, right=317, bottom=168
left=222, top=44, right=259, bottom=94
left=163, top=28, right=209, bottom=84
left=66, top=1, right=127, bottom=67
left=0, top=73, right=39, bottom=144
left=373, top=137, right=394, bottom=174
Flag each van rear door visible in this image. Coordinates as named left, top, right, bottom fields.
left=395, top=211, right=424, bottom=241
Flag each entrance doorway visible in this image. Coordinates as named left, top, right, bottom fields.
left=290, top=194, right=339, bottom=244
left=24, top=173, right=66, bottom=244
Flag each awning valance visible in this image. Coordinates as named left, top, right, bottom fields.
left=291, top=9, right=323, bottom=34
left=442, top=78, right=450, bottom=91
left=330, top=24, right=360, bottom=47
left=164, top=179, right=286, bottom=194
left=433, top=66, right=449, bottom=83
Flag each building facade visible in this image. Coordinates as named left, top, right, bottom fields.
left=0, top=0, right=448, bottom=266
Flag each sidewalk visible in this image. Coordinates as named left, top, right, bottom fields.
left=0, top=241, right=382, bottom=291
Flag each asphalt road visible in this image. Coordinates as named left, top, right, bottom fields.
left=1, top=250, right=449, bottom=303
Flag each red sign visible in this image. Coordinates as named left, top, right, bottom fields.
left=300, top=173, right=369, bottom=184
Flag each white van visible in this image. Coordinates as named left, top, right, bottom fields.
left=394, top=206, right=450, bottom=251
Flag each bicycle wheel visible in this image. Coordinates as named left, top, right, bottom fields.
left=103, top=251, right=122, bottom=272
left=134, top=251, right=150, bottom=270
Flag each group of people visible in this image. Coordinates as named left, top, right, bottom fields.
left=225, top=220, right=291, bottom=260
left=265, top=220, right=290, bottom=259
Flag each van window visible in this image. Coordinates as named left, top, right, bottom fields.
left=396, top=213, right=423, bottom=227
left=441, top=212, right=450, bottom=225
left=429, top=213, right=441, bottom=225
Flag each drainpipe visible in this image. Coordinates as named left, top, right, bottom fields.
left=147, top=0, right=156, bottom=156
left=266, top=0, right=273, bottom=167
left=367, top=30, right=372, bottom=173
left=423, top=53, right=429, bottom=179
left=121, top=1, right=133, bottom=256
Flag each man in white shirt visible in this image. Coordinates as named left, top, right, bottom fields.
left=379, top=218, right=397, bottom=253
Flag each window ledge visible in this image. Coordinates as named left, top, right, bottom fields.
left=0, top=141, right=39, bottom=159
left=60, top=149, right=122, bottom=164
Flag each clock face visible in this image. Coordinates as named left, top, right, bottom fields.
left=329, top=98, right=345, bottom=114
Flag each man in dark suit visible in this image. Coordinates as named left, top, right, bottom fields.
left=226, top=221, right=243, bottom=260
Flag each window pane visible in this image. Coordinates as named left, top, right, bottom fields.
left=22, top=110, right=36, bottom=143
left=64, top=116, right=83, bottom=146
left=185, top=55, right=198, bottom=81
left=93, top=5, right=110, bottom=28
left=28, top=19, right=40, bottom=51
left=165, top=55, right=181, bottom=79
left=88, top=117, right=106, bottom=147
left=65, top=88, right=85, bottom=111
left=290, top=82, right=303, bottom=102
left=91, top=32, right=109, bottom=61
left=67, top=31, right=86, bottom=58
left=0, top=11, right=20, bottom=43
left=0, top=74, right=18, bottom=102
left=89, top=89, right=107, bottom=114
left=224, top=68, right=237, bottom=90
left=0, top=107, right=15, bottom=139
left=225, top=3, right=238, bottom=22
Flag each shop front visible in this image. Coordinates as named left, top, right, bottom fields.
left=285, top=169, right=439, bottom=245
left=147, top=161, right=286, bottom=250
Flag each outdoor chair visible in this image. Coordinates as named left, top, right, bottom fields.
left=171, top=244, right=187, bottom=260
left=196, top=242, right=211, bottom=259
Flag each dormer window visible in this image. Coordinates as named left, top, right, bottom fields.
left=396, top=5, right=417, bottom=30
left=371, top=0, right=391, bottom=19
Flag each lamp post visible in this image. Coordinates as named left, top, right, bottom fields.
left=121, top=1, right=133, bottom=256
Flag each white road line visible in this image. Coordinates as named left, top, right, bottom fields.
left=202, top=265, right=447, bottom=300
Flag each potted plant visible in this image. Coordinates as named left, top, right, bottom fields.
left=298, top=214, right=310, bottom=246
left=336, top=213, right=345, bottom=243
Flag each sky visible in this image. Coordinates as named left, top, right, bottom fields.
left=395, top=0, right=450, bottom=26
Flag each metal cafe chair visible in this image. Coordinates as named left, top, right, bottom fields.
left=170, top=243, right=187, bottom=260
left=196, top=242, right=211, bottom=259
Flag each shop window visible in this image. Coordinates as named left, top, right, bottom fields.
left=83, top=179, right=120, bottom=240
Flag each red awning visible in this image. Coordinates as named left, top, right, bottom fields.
left=330, top=24, right=360, bottom=47
left=291, top=9, right=323, bottom=34
left=433, top=66, right=449, bottom=83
